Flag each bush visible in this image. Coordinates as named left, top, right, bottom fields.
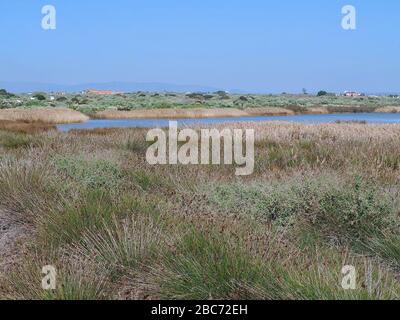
left=210, top=175, right=397, bottom=243
left=33, top=93, right=47, bottom=101
left=53, top=156, right=122, bottom=190
left=0, top=89, right=15, bottom=98
left=56, top=96, right=68, bottom=102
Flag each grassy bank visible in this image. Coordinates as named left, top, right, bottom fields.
left=2, top=91, right=400, bottom=116
left=0, top=122, right=400, bottom=300
left=2, top=92, right=400, bottom=122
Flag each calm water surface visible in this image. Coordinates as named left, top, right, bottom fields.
left=57, top=113, right=400, bottom=131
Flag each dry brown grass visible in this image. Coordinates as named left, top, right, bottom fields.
left=0, top=120, right=55, bottom=134
left=205, top=121, right=400, bottom=142
left=95, top=107, right=295, bottom=119
left=0, top=108, right=89, bottom=124
left=303, top=107, right=329, bottom=114
left=243, top=107, right=294, bottom=116
left=95, top=108, right=248, bottom=119
left=375, top=106, right=400, bottom=113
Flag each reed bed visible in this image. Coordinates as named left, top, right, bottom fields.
left=375, top=106, right=400, bottom=113
left=0, top=108, right=89, bottom=124
left=204, top=121, right=400, bottom=142
left=0, top=120, right=55, bottom=133
left=95, top=107, right=294, bottom=119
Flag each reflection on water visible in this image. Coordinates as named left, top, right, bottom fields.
left=57, top=113, right=400, bottom=132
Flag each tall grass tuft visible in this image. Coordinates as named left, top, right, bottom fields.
left=75, top=215, right=167, bottom=278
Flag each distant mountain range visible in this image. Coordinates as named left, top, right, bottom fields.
left=0, top=82, right=223, bottom=94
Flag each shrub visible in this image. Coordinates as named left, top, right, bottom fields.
left=33, top=93, right=47, bottom=101
left=0, top=89, right=15, bottom=98
left=210, top=175, right=397, bottom=244
left=56, top=96, right=68, bottom=102
left=53, top=156, right=122, bottom=190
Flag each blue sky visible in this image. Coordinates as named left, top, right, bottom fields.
left=0, top=0, right=399, bottom=93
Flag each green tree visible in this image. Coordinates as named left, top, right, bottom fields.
left=33, top=92, right=47, bottom=101
left=0, top=89, right=15, bottom=98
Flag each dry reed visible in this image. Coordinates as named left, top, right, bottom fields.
left=0, top=108, right=89, bottom=124
left=95, top=107, right=294, bottom=119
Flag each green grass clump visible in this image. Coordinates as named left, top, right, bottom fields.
left=0, top=132, right=42, bottom=149
left=131, top=169, right=173, bottom=192
left=152, top=229, right=264, bottom=299
left=150, top=227, right=400, bottom=300
left=124, top=138, right=149, bottom=154
left=0, top=159, right=63, bottom=224
left=0, top=154, right=16, bottom=162
left=3, top=253, right=110, bottom=300
left=75, top=215, right=167, bottom=278
left=37, top=191, right=140, bottom=248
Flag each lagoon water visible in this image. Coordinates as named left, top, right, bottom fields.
left=57, top=112, right=400, bottom=132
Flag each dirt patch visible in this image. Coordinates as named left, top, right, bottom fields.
left=0, top=210, right=28, bottom=274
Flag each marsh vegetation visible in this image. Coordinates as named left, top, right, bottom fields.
left=2, top=91, right=400, bottom=116
left=0, top=121, right=400, bottom=299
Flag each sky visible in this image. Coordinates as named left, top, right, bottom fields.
left=0, top=0, right=399, bottom=93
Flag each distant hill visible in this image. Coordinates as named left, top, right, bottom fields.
left=0, top=82, right=222, bottom=94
